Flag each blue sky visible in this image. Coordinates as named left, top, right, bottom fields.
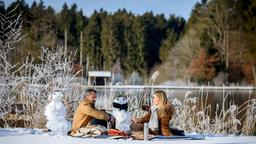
left=5, top=0, right=200, bottom=20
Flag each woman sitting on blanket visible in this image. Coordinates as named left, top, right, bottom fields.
left=132, top=90, right=175, bottom=136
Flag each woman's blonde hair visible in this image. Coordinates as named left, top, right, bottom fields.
left=154, top=90, right=174, bottom=118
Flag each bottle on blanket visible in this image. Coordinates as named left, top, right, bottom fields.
left=144, top=123, right=149, bottom=140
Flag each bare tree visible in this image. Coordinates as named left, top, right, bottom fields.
left=158, top=28, right=201, bottom=81
left=203, top=0, right=234, bottom=69
left=0, top=4, right=24, bottom=77
left=21, top=47, right=81, bottom=128
left=0, top=4, right=27, bottom=127
left=0, top=4, right=82, bottom=127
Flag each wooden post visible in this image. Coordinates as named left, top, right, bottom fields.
left=64, top=28, right=67, bottom=57
left=80, top=31, right=83, bottom=84
left=80, top=31, right=83, bottom=65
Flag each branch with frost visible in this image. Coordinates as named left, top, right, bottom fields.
left=0, top=5, right=83, bottom=127
left=0, top=4, right=25, bottom=55
left=30, top=47, right=80, bottom=89
left=29, top=46, right=77, bottom=96
left=18, top=47, right=81, bottom=127
left=0, top=4, right=25, bottom=82
left=0, top=5, right=32, bottom=128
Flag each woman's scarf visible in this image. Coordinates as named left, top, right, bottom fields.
left=149, top=105, right=158, bottom=131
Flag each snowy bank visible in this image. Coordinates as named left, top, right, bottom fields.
left=0, top=128, right=256, bottom=144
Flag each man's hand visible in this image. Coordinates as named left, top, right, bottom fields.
left=107, top=114, right=115, bottom=127
left=131, top=118, right=139, bottom=124
left=109, top=115, right=115, bottom=124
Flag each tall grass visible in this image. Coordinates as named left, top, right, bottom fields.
left=1, top=82, right=256, bottom=135
left=0, top=45, right=255, bottom=134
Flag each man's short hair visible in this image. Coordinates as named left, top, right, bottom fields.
left=84, top=88, right=97, bottom=97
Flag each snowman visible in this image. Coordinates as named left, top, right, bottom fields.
left=112, top=95, right=131, bottom=132
left=44, top=90, right=71, bottom=135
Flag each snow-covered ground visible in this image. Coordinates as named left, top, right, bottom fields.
left=0, top=128, right=256, bottom=144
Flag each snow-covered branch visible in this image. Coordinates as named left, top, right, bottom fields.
left=0, top=4, right=24, bottom=56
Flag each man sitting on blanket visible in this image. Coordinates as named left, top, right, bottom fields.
left=71, top=88, right=115, bottom=136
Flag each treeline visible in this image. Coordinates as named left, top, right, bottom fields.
left=2, top=0, right=256, bottom=85
left=158, top=0, right=256, bottom=85
left=1, top=0, right=185, bottom=77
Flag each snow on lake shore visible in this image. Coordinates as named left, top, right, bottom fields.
left=0, top=128, right=256, bottom=144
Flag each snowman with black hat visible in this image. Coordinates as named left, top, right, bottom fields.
left=111, top=94, right=131, bottom=132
